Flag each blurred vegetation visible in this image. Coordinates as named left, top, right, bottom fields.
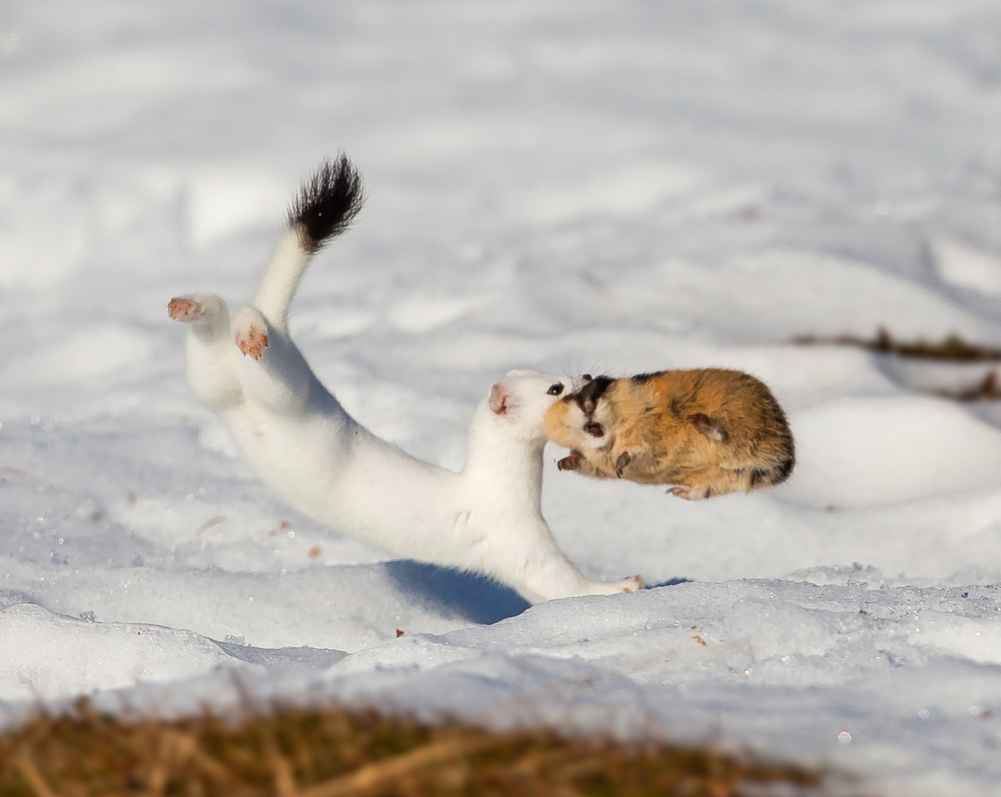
left=794, top=328, right=1001, bottom=400
left=792, top=328, right=1001, bottom=362
left=0, top=698, right=836, bottom=796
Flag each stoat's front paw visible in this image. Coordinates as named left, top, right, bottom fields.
left=168, top=296, right=206, bottom=322
left=235, top=320, right=269, bottom=360
left=668, top=484, right=711, bottom=501
left=618, top=575, right=644, bottom=592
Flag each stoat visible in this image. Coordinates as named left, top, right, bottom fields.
left=169, top=157, right=642, bottom=603
left=543, top=369, right=794, bottom=500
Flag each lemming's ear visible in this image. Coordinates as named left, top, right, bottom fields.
left=488, top=382, right=509, bottom=415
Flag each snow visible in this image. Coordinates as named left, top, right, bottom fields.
left=2, top=1, right=1001, bottom=793
left=933, top=236, right=1001, bottom=298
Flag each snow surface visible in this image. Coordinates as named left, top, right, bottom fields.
left=2, top=1, right=1001, bottom=794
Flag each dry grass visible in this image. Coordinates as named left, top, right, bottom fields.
left=793, top=328, right=1001, bottom=400
left=792, top=328, right=1001, bottom=362
left=0, top=699, right=836, bottom=797
left=939, top=370, right=1001, bottom=400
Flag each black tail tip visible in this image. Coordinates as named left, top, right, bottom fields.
left=289, top=154, right=364, bottom=253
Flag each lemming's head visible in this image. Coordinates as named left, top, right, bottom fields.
left=542, top=373, right=615, bottom=450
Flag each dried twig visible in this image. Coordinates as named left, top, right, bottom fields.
left=300, top=734, right=495, bottom=797
left=15, top=755, right=57, bottom=797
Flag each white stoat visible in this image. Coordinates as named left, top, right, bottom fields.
left=168, top=156, right=642, bottom=604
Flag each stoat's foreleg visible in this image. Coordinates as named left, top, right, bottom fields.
left=488, top=521, right=645, bottom=603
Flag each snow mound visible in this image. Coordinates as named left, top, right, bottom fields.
left=784, top=395, right=1001, bottom=509
left=0, top=603, right=237, bottom=701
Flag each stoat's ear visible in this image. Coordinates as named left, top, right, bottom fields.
left=489, top=382, right=510, bottom=415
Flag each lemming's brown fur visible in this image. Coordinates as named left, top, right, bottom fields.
left=543, top=369, right=794, bottom=500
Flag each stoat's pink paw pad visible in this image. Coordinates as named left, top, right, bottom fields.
left=235, top=322, right=269, bottom=360
left=668, top=485, right=710, bottom=501
left=168, top=296, right=206, bottom=322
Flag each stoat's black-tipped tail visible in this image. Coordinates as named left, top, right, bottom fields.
left=288, top=154, right=364, bottom=253
left=255, top=156, right=364, bottom=331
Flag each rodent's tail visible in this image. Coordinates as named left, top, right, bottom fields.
left=254, top=155, right=364, bottom=331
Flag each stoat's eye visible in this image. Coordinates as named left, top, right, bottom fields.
left=547, top=383, right=565, bottom=396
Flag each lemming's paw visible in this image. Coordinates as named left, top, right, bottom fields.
left=168, top=296, right=206, bottom=322
left=614, top=450, right=631, bottom=478
left=557, top=451, right=583, bottom=472
left=668, top=484, right=711, bottom=501
left=235, top=321, right=269, bottom=360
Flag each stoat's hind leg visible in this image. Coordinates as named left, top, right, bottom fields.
left=169, top=294, right=243, bottom=411
left=231, top=305, right=318, bottom=416
left=233, top=306, right=270, bottom=360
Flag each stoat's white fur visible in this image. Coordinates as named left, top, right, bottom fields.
left=169, top=158, right=641, bottom=604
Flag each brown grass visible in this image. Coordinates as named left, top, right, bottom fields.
left=792, top=328, right=1001, bottom=362
left=0, top=699, right=837, bottom=797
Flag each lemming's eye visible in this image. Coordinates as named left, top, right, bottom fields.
left=547, top=383, right=564, bottom=396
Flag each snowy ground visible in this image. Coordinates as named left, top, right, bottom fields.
left=2, top=1, right=1001, bottom=793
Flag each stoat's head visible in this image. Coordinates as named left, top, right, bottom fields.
left=486, top=370, right=585, bottom=443
left=542, top=374, right=615, bottom=450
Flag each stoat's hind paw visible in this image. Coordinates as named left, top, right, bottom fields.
left=234, top=316, right=269, bottom=360
left=168, top=296, right=207, bottom=322
left=668, top=484, right=711, bottom=500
